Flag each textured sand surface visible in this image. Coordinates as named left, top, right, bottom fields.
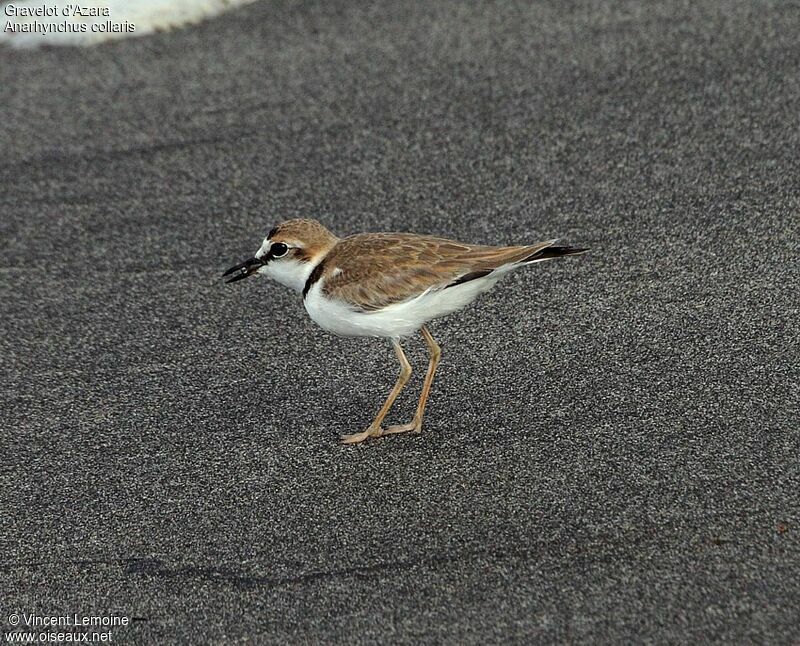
left=2, top=1, right=799, bottom=643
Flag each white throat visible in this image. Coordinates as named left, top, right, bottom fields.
left=257, top=256, right=320, bottom=293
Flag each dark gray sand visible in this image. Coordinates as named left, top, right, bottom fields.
left=2, top=1, right=798, bottom=642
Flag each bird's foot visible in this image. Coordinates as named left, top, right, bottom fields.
left=384, top=419, right=422, bottom=435
left=340, top=426, right=384, bottom=445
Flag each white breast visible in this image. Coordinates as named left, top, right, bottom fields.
left=303, top=274, right=502, bottom=338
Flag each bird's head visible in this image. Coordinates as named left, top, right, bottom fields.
left=223, top=218, right=339, bottom=292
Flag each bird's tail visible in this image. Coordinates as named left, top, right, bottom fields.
left=523, top=242, right=589, bottom=263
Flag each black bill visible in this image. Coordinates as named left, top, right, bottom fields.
left=222, top=257, right=263, bottom=283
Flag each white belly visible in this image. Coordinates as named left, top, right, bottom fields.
left=303, top=276, right=501, bottom=338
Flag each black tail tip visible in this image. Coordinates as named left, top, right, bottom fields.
left=526, top=246, right=589, bottom=262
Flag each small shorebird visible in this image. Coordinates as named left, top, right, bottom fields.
left=223, top=219, right=587, bottom=444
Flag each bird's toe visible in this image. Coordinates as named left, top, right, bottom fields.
left=340, top=427, right=384, bottom=444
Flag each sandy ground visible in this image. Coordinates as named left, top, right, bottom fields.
left=1, top=1, right=799, bottom=643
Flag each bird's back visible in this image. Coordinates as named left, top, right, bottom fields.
left=315, top=232, right=556, bottom=312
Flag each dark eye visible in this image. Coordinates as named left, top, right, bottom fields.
left=270, top=242, right=289, bottom=257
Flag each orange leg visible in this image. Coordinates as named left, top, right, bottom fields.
left=384, top=325, right=441, bottom=436
left=341, top=339, right=412, bottom=444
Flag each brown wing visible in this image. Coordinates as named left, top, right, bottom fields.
left=319, top=232, right=555, bottom=311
